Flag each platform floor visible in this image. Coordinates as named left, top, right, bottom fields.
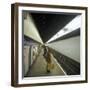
left=26, top=48, right=66, bottom=77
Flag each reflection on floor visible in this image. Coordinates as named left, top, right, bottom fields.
left=25, top=48, right=66, bottom=77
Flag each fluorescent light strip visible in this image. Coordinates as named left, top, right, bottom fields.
left=46, top=15, right=81, bottom=43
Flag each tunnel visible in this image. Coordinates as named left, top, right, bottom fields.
left=22, top=11, right=81, bottom=77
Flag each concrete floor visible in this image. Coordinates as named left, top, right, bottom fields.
left=26, top=48, right=66, bottom=77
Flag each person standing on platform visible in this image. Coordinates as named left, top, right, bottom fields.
left=43, top=46, right=54, bottom=73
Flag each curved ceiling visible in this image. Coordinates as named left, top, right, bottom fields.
left=31, top=13, right=79, bottom=43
